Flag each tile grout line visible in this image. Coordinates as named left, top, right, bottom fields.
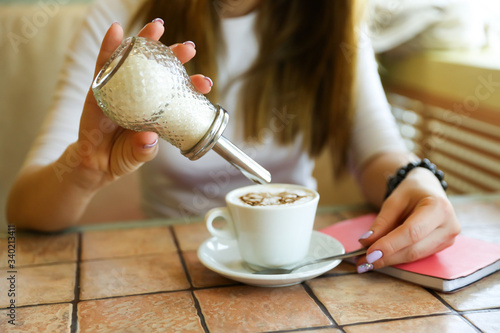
left=0, top=301, right=75, bottom=311
left=339, top=313, right=475, bottom=330
left=190, top=292, right=210, bottom=333
left=261, top=325, right=344, bottom=333
left=300, top=276, right=486, bottom=332
left=168, top=226, right=210, bottom=333
left=427, top=289, right=484, bottom=332
left=301, top=282, right=340, bottom=329
left=167, top=226, right=194, bottom=289
left=0, top=259, right=78, bottom=270
left=265, top=325, right=347, bottom=333
left=70, top=233, right=82, bottom=333
left=80, top=252, right=176, bottom=263
left=461, top=307, right=500, bottom=314
left=60, top=282, right=242, bottom=305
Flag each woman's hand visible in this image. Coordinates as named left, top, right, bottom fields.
left=7, top=19, right=213, bottom=231
left=356, top=167, right=461, bottom=273
left=73, top=19, right=213, bottom=191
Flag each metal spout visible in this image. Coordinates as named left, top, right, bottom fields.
left=182, top=106, right=271, bottom=184
left=212, top=136, right=272, bottom=184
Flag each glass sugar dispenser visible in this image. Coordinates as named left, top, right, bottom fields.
left=92, top=37, right=271, bottom=184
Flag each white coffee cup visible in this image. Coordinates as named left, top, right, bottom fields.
left=205, top=184, right=320, bottom=269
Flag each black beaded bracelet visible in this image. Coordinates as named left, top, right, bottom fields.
left=384, top=158, right=447, bottom=199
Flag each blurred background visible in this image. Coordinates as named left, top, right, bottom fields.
left=1, top=0, right=500, bottom=231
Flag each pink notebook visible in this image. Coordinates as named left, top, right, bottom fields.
left=321, top=214, right=500, bottom=292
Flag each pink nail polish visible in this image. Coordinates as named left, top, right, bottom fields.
left=183, top=41, right=196, bottom=48
left=152, top=18, right=164, bottom=25
left=357, top=263, right=373, bottom=274
left=359, top=230, right=373, bottom=240
left=366, top=250, right=383, bottom=264
left=205, top=76, right=213, bottom=87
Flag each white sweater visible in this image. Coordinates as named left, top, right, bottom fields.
left=26, top=0, right=407, bottom=218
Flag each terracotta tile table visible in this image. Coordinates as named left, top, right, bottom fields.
left=1, top=194, right=499, bottom=332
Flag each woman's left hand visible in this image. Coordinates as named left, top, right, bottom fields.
left=356, top=167, right=461, bottom=273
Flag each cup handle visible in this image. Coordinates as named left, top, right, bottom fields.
left=205, top=207, right=236, bottom=240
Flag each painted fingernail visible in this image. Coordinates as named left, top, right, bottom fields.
left=357, top=263, right=373, bottom=274
left=204, top=76, right=213, bottom=87
left=183, top=40, right=196, bottom=48
left=366, top=250, right=383, bottom=264
left=152, top=18, right=164, bottom=25
left=359, top=230, right=373, bottom=240
left=143, top=138, right=158, bottom=149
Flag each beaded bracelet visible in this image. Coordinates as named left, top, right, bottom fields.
left=384, top=158, right=447, bottom=199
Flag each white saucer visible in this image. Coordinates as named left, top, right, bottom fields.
left=197, top=231, right=345, bottom=287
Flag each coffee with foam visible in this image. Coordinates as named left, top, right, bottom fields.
left=206, top=184, right=319, bottom=268
left=237, top=187, right=315, bottom=207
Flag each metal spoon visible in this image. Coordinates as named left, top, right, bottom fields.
left=252, top=248, right=367, bottom=275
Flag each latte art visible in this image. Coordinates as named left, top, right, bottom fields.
left=239, top=190, right=314, bottom=206
left=207, top=184, right=319, bottom=269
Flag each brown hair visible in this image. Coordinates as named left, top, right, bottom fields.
left=139, top=0, right=363, bottom=174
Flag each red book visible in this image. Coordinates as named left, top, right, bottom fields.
left=321, top=214, right=500, bottom=292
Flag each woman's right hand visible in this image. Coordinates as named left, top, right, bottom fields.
left=71, top=19, right=213, bottom=192
left=7, top=19, right=214, bottom=231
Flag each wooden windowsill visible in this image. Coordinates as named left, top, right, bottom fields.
left=380, top=48, right=500, bottom=111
